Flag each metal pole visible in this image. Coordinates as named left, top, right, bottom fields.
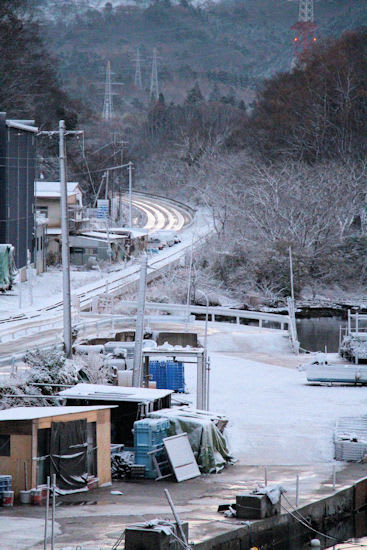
left=264, top=466, right=268, bottom=487
left=44, top=476, right=50, bottom=550
left=59, top=120, right=72, bottom=357
left=295, top=474, right=299, bottom=507
left=197, top=289, right=209, bottom=410
left=132, top=255, right=148, bottom=387
left=105, top=170, right=109, bottom=200
left=185, top=242, right=194, bottom=324
left=348, top=309, right=351, bottom=335
left=289, top=246, right=294, bottom=301
left=332, top=464, right=336, bottom=491
left=18, top=272, right=22, bottom=309
left=128, top=161, right=133, bottom=227
left=27, top=249, right=33, bottom=306
left=51, top=473, right=56, bottom=550
left=164, top=489, right=190, bottom=549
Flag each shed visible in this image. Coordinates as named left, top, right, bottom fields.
left=59, top=384, right=173, bottom=446
left=0, top=406, right=115, bottom=496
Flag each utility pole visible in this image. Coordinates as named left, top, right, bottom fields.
left=132, top=255, right=148, bottom=387
left=128, top=161, right=133, bottom=227
left=150, top=48, right=159, bottom=101
left=289, top=246, right=295, bottom=301
left=59, top=120, right=72, bottom=358
left=102, top=60, right=113, bottom=121
left=38, top=122, right=84, bottom=358
left=134, top=46, right=143, bottom=89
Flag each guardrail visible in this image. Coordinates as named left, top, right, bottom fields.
left=0, top=298, right=295, bottom=369
left=114, top=300, right=290, bottom=329
left=0, top=315, right=194, bottom=369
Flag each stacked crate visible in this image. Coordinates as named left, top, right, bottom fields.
left=0, top=475, right=12, bottom=502
left=148, top=361, right=167, bottom=389
left=166, top=361, right=185, bottom=393
left=149, top=360, right=185, bottom=392
left=134, top=418, right=170, bottom=479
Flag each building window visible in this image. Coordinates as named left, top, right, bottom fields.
left=0, top=435, right=10, bottom=456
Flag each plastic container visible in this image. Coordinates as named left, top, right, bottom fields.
left=134, top=418, right=170, bottom=448
left=19, top=490, right=32, bottom=504
left=31, top=489, right=42, bottom=506
left=2, top=490, right=14, bottom=507
left=166, top=361, right=185, bottom=392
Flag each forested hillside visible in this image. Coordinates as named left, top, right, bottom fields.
left=2, top=0, right=367, bottom=303
left=42, top=0, right=367, bottom=113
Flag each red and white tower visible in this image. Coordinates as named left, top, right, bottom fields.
left=291, top=0, right=317, bottom=64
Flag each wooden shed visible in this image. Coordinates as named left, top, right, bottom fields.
left=0, top=406, right=115, bottom=496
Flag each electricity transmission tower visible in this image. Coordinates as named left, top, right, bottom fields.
left=102, top=60, right=113, bottom=121
left=291, top=0, right=317, bottom=65
left=150, top=48, right=159, bottom=101
left=134, top=47, right=143, bottom=89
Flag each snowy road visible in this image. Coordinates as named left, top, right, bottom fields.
left=0, top=204, right=211, bottom=355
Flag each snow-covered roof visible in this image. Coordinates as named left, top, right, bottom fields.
left=35, top=181, right=81, bottom=198
left=6, top=119, right=38, bottom=133
left=97, top=227, right=149, bottom=238
left=80, top=231, right=124, bottom=241
left=59, top=383, right=173, bottom=403
left=0, top=405, right=116, bottom=422
left=47, top=228, right=62, bottom=235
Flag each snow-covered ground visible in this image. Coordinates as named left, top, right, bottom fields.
left=185, top=322, right=367, bottom=465
left=0, top=208, right=211, bottom=323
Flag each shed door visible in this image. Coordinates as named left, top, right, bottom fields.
left=50, top=420, right=88, bottom=490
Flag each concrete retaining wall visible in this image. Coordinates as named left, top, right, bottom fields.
left=193, top=480, right=367, bottom=550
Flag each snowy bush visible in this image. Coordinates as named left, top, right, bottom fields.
left=23, top=348, right=79, bottom=395
left=74, top=352, right=113, bottom=385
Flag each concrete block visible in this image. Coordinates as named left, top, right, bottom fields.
left=125, top=522, right=189, bottom=550
left=236, top=493, right=280, bottom=520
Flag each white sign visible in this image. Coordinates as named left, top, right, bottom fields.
left=97, top=199, right=109, bottom=219
left=163, top=433, right=200, bottom=482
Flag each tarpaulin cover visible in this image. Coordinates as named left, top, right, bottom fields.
left=0, top=244, right=16, bottom=290
left=50, top=420, right=88, bottom=490
left=148, top=408, right=234, bottom=473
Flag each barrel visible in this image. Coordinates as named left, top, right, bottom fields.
left=2, top=490, right=14, bottom=507
left=31, top=488, right=42, bottom=506
left=19, top=490, right=32, bottom=504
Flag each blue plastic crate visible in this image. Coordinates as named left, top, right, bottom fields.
left=149, top=360, right=167, bottom=389
left=134, top=447, right=166, bottom=479
left=134, top=418, right=169, bottom=448
left=166, top=361, right=185, bottom=392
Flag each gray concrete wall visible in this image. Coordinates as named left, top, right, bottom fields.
left=194, top=484, right=359, bottom=550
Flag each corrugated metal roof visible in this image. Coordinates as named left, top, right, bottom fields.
left=59, top=383, right=173, bottom=403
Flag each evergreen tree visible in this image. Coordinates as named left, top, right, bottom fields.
left=185, top=82, right=204, bottom=105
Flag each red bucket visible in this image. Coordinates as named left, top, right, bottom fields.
left=31, top=489, right=42, bottom=506
left=2, top=490, right=14, bottom=507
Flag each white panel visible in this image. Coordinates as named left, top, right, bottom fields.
left=163, top=433, right=200, bottom=482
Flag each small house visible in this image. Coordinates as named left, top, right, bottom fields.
left=35, top=181, right=86, bottom=263
left=59, top=384, right=173, bottom=446
left=0, top=406, right=115, bottom=496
